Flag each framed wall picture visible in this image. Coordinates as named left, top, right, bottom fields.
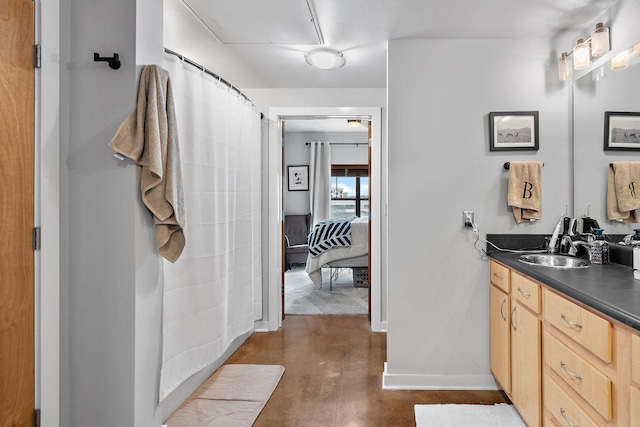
left=604, top=111, right=640, bottom=150
left=287, top=165, right=309, bottom=191
left=489, top=111, right=539, bottom=151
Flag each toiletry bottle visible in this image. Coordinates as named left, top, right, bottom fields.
left=591, top=229, right=609, bottom=264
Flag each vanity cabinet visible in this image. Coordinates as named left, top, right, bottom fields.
left=632, top=333, right=640, bottom=424
left=489, top=260, right=541, bottom=426
left=490, top=257, right=639, bottom=426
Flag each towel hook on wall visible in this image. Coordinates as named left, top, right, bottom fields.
left=94, top=52, right=121, bottom=70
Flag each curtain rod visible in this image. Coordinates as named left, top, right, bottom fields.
left=163, top=48, right=259, bottom=115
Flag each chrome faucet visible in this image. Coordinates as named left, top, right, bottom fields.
left=558, top=235, right=593, bottom=260
left=573, top=240, right=593, bottom=261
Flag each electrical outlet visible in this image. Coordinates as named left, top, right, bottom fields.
left=463, top=211, right=474, bottom=228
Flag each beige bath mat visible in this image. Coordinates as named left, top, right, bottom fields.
left=165, top=364, right=285, bottom=427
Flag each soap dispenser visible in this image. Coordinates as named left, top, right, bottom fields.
left=591, top=229, right=609, bottom=265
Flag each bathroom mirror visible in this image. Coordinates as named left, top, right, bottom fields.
left=573, top=42, right=640, bottom=237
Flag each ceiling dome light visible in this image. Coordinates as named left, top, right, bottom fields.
left=305, top=48, right=345, bottom=70
left=347, top=119, right=361, bottom=127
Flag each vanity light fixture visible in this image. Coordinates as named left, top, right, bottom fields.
left=634, top=43, right=640, bottom=57
left=305, top=48, right=346, bottom=70
left=610, top=50, right=629, bottom=70
left=347, top=119, right=361, bottom=127
left=557, top=22, right=611, bottom=79
left=558, top=52, right=573, bottom=81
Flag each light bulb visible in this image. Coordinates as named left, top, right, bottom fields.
left=611, top=51, right=629, bottom=70
left=557, top=52, right=573, bottom=81
left=590, top=23, right=610, bottom=57
left=573, top=39, right=591, bottom=70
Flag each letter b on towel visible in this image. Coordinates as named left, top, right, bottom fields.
left=521, top=182, right=533, bottom=199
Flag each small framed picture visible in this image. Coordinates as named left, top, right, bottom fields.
left=604, top=111, right=640, bottom=151
left=489, top=111, right=539, bottom=151
left=287, top=165, right=309, bottom=191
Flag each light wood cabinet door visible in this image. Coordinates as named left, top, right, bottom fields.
left=544, top=332, right=612, bottom=420
left=633, top=333, right=640, bottom=386
left=544, top=289, right=612, bottom=363
left=545, top=374, right=599, bottom=427
left=490, top=260, right=510, bottom=293
left=632, top=386, right=640, bottom=425
left=511, top=271, right=541, bottom=314
left=490, top=284, right=511, bottom=394
left=511, top=300, right=541, bottom=427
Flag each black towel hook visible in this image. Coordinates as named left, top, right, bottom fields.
left=94, top=52, right=121, bottom=70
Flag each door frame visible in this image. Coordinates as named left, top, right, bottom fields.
left=36, top=1, right=61, bottom=425
left=267, top=107, right=383, bottom=332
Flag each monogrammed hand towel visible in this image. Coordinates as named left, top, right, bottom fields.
left=507, top=161, right=543, bottom=224
left=607, top=162, right=640, bottom=223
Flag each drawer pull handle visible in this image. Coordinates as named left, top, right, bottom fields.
left=493, top=272, right=503, bottom=280
left=561, top=314, right=582, bottom=329
left=560, top=361, right=582, bottom=381
left=500, top=299, right=507, bottom=321
left=560, top=408, right=579, bottom=427
left=517, top=287, right=531, bottom=298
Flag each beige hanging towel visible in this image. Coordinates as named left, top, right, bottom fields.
left=507, top=161, right=543, bottom=223
left=110, top=65, right=186, bottom=262
left=607, top=162, right=640, bottom=223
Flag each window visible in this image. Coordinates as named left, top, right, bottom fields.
left=330, top=165, right=369, bottom=219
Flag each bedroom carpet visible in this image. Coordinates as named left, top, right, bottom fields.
left=285, top=265, right=368, bottom=315
left=414, top=403, right=526, bottom=427
left=164, top=364, right=285, bottom=427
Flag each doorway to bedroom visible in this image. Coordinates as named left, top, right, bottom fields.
left=282, top=118, right=370, bottom=317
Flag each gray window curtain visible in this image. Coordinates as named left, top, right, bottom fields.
left=308, top=141, right=331, bottom=225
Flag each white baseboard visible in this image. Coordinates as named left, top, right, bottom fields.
left=254, top=320, right=269, bottom=332
left=382, top=362, right=500, bottom=390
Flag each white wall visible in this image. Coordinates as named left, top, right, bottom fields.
left=60, top=1, right=165, bottom=426
left=61, top=0, right=138, bottom=424
left=384, top=39, right=571, bottom=388
left=284, top=131, right=369, bottom=215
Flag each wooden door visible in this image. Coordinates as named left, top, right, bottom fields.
left=511, top=300, right=541, bottom=427
left=0, top=0, right=36, bottom=425
left=490, top=284, right=510, bottom=393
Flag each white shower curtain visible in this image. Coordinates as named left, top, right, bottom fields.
left=159, top=54, right=262, bottom=402
left=309, top=141, right=331, bottom=225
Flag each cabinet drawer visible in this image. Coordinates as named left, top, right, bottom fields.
left=544, top=332, right=612, bottom=420
left=490, top=260, right=510, bottom=293
left=544, top=375, right=599, bottom=427
left=632, top=386, right=640, bottom=425
left=633, top=334, right=640, bottom=386
left=544, top=290, right=612, bottom=363
left=511, top=271, right=541, bottom=314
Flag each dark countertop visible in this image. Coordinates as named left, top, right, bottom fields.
left=490, top=251, right=640, bottom=331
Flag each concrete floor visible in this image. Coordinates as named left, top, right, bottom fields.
left=225, top=315, right=509, bottom=426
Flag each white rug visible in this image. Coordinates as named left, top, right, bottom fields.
left=165, top=364, right=285, bottom=427
left=285, top=265, right=368, bottom=315
left=414, top=404, right=526, bottom=427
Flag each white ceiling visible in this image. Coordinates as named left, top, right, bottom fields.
left=163, top=0, right=619, bottom=131
left=165, top=0, right=618, bottom=89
